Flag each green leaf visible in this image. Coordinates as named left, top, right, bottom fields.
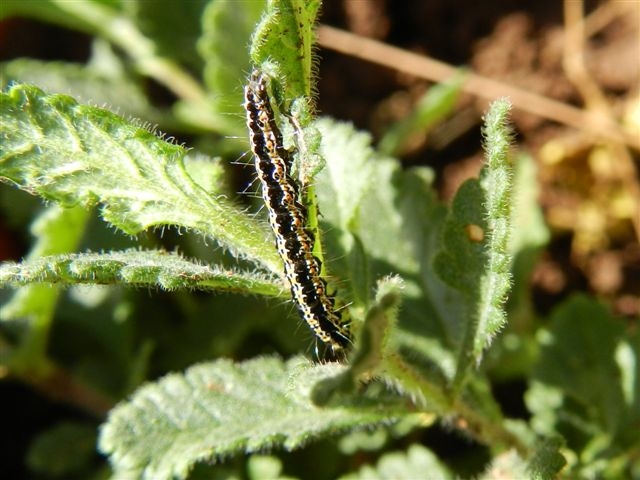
left=99, top=356, right=410, bottom=479
left=26, top=421, right=98, bottom=477
left=4, top=0, right=207, bottom=104
left=1, top=204, right=88, bottom=371
left=315, top=118, right=458, bottom=377
left=194, top=0, right=265, bottom=134
left=0, top=84, right=281, bottom=274
left=183, top=153, right=232, bottom=198
left=530, top=295, right=629, bottom=435
left=315, top=118, right=376, bottom=235
left=312, top=276, right=407, bottom=405
left=479, top=439, right=565, bottom=480
left=247, top=455, right=291, bottom=480
left=0, top=249, right=283, bottom=296
left=313, top=118, right=377, bottom=306
left=490, top=153, right=550, bottom=380
left=432, top=179, right=488, bottom=293
left=525, top=437, right=567, bottom=480
left=250, top=0, right=321, bottom=99
left=378, top=74, right=464, bottom=157
left=340, top=444, right=453, bottom=480
left=527, top=295, right=639, bottom=478
left=433, top=99, right=514, bottom=388
left=130, top=0, right=208, bottom=72
left=0, top=0, right=122, bottom=30
left=0, top=58, right=162, bottom=125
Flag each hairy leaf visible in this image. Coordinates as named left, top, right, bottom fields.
left=315, top=118, right=458, bottom=380
left=479, top=439, right=565, bottom=480
left=0, top=84, right=281, bottom=273
left=341, top=444, right=453, bottom=480
left=0, top=249, right=283, bottom=296
left=250, top=0, right=320, bottom=99
left=434, top=99, right=514, bottom=387
left=525, top=438, right=567, bottom=480
left=99, top=356, right=410, bottom=479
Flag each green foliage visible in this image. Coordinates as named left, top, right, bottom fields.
left=434, top=99, right=514, bottom=391
left=250, top=0, right=320, bottom=99
left=478, top=440, right=566, bottom=480
left=341, top=444, right=454, bottom=479
left=129, top=0, right=209, bottom=72
left=527, top=295, right=640, bottom=479
left=0, top=249, right=282, bottom=295
left=1, top=204, right=88, bottom=373
left=27, top=421, right=100, bottom=477
left=0, top=84, right=280, bottom=273
left=0, top=57, right=160, bottom=123
left=196, top=0, right=265, bottom=133
left=99, top=356, right=412, bottom=478
left=1, top=1, right=636, bottom=479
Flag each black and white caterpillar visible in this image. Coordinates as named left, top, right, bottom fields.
left=244, top=70, right=351, bottom=353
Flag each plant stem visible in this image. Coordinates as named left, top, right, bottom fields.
left=51, top=0, right=207, bottom=104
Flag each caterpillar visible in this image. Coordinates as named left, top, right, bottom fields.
left=244, top=70, right=351, bottom=353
